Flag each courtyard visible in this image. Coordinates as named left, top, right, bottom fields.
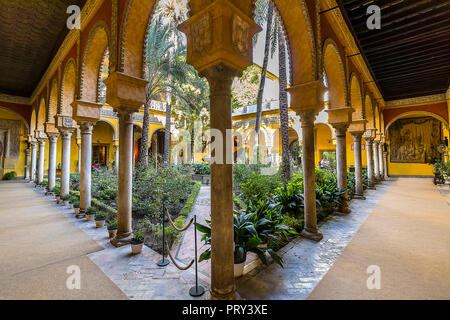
left=0, top=0, right=449, bottom=304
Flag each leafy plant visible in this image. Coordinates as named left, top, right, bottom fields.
left=2, top=171, right=17, bottom=180
left=63, top=194, right=71, bottom=201
left=96, top=212, right=107, bottom=220
left=86, top=207, right=96, bottom=215
left=133, top=229, right=145, bottom=242
left=73, top=200, right=80, bottom=209
left=108, top=219, right=118, bottom=230
left=192, top=163, right=210, bottom=175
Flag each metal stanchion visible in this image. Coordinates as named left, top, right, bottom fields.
left=189, top=215, right=205, bottom=297
left=157, top=202, right=170, bottom=267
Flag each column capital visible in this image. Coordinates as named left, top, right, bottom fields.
left=178, top=0, right=261, bottom=74
left=326, top=106, right=354, bottom=128
left=348, top=119, right=367, bottom=135
left=364, top=127, right=377, bottom=140
left=351, top=131, right=364, bottom=140
left=79, top=121, right=95, bottom=134
left=34, top=129, right=47, bottom=140
left=59, top=129, right=73, bottom=139
left=47, top=134, right=59, bottom=143
left=44, top=122, right=59, bottom=136
left=104, top=71, right=148, bottom=111
left=298, top=109, right=318, bottom=127
left=37, top=138, right=47, bottom=146
left=71, top=100, right=102, bottom=123
left=25, top=148, right=31, bottom=155
left=287, top=80, right=326, bottom=114
left=202, top=64, right=240, bottom=93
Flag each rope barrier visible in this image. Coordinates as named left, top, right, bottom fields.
left=165, top=209, right=194, bottom=232
left=165, top=242, right=194, bottom=271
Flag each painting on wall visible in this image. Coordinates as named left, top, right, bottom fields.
left=389, top=117, right=441, bottom=163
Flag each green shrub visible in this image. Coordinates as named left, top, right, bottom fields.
left=240, top=172, right=280, bottom=205
left=2, top=171, right=17, bottom=180
left=179, top=181, right=201, bottom=217
left=63, top=194, right=71, bottom=201
left=192, top=163, right=210, bottom=175
left=96, top=212, right=107, bottom=220
left=73, top=200, right=80, bottom=208
left=52, top=186, right=60, bottom=194
left=86, top=206, right=96, bottom=214
left=233, top=164, right=261, bottom=189
left=108, top=218, right=118, bottom=229
left=133, top=229, right=145, bottom=242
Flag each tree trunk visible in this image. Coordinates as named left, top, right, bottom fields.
left=255, top=3, right=274, bottom=155
left=163, top=88, right=172, bottom=167
left=278, top=24, right=290, bottom=181
left=137, top=99, right=150, bottom=169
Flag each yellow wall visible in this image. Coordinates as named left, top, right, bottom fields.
left=0, top=108, right=28, bottom=178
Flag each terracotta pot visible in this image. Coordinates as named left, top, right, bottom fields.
left=74, top=208, right=79, bottom=215
left=108, top=228, right=117, bottom=239
left=234, top=259, right=246, bottom=278
left=95, top=219, right=106, bottom=228
left=85, top=213, right=95, bottom=221
left=131, top=241, right=143, bottom=254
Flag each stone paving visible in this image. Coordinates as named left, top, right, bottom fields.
left=31, top=184, right=209, bottom=300
left=30, top=179, right=392, bottom=300
left=236, top=180, right=394, bottom=300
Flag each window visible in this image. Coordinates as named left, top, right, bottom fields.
left=92, top=144, right=109, bottom=167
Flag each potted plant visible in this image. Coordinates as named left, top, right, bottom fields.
left=85, top=206, right=96, bottom=221
left=73, top=199, right=80, bottom=215
left=62, top=194, right=71, bottom=206
left=131, top=229, right=145, bottom=254
left=95, top=212, right=107, bottom=228
left=196, top=211, right=284, bottom=278
left=107, top=218, right=118, bottom=238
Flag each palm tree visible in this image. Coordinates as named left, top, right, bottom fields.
left=137, top=16, right=188, bottom=169
left=154, top=0, right=187, bottom=167
left=253, top=0, right=275, bottom=162
left=277, top=22, right=291, bottom=181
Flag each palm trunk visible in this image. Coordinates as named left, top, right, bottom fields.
left=255, top=3, right=274, bottom=156
left=278, top=24, right=290, bottom=181
left=163, top=94, right=172, bottom=167
left=137, top=99, right=150, bottom=169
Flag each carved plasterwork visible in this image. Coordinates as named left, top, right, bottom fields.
left=385, top=94, right=447, bottom=108
left=232, top=15, right=250, bottom=55
left=191, top=14, right=212, bottom=54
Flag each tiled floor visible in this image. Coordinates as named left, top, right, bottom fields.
left=236, top=180, right=393, bottom=299
left=32, top=179, right=393, bottom=300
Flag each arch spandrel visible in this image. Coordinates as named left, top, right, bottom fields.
left=60, top=59, right=77, bottom=117
left=48, top=79, right=58, bottom=123
left=80, top=22, right=110, bottom=102
left=350, top=73, right=363, bottom=120
left=120, top=0, right=315, bottom=85
left=322, top=38, right=347, bottom=109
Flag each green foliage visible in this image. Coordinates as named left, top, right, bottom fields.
left=95, top=212, right=107, bottom=220
left=72, top=200, right=80, bottom=209
left=133, top=166, right=194, bottom=218
left=192, top=163, right=210, bottom=175
left=3, top=171, right=17, bottom=180
left=86, top=207, right=96, bottom=214
left=108, top=218, right=118, bottom=229
left=70, top=173, right=80, bottom=191
left=233, top=164, right=262, bottom=190
left=63, top=194, right=71, bottom=201
left=240, top=172, right=280, bottom=205
left=133, top=229, right=145, bottom=242
left=179, top=181, right=201, bottom=217
left=52, top=186, right=60, bottom=194
left=432, top=159, right=450, bottom=178
left=233, top=194, right=247, bottom=211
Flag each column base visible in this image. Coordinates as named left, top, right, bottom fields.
left=353, top=194, right=366, bottom=200
left=210, top=289, right=236, bottom=300
left=110, top=233, right=133, bottom=247
left=76, top=209, right=86, bottom=219
left=367, top=185, right=376, bottom=190
left=300, top=228, right=323, bottom=242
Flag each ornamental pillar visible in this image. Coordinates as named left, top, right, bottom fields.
left=373, top=140, right=380, bottom=182
left=287, top=81, right=326, bottom=241
left=349, top=120, right=366, bottom=200
left=59, top=130, right=73, bottom=197
left=37, top=139, right=46, bottom=184
left=47, top=134, right=59, bottom=192
left=378, top=138, right=384, bottom=180
left=72, top=100, right=102, bottom=217
left=178, top=0, right=261, bottom=300
left=326, top=107, right=354, bottom=214
left=56, top=115, right=76, bottom=197
left=383, top=151, right=389, bottom=179
left=364, top=128, right=377, bottom=189
left=104, top=72, right=148, bottom=247
left=25, top=148, right=31, bottom=180
left=30, top=140, right=37, bottom=181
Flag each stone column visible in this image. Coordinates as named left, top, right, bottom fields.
left=47, top=134, right=59, bottom=192
left=114, top=142, right=119, bottom=172
left=351, top=133, right=365, bottom=199
left=334, top=125, right=351, bottom=213
left=37, top=139, right=46, bottom=184
left=201, top=65, right=238, bottom=300
left=383, top=151, right=389, bottom=179
left=25, top=148, right=31, bottom=180
left=365, top=138, right=376, bottom=189
left=30, top=142, right=37, bottom=181
left=378, top=142, right=384, bottom=180
left=373, top=141, right=380, bottom=182
left=60, top=130, right=73, bottom=197
left=299, top=110, right=323, bottom=241
left=77, top=142, right=81, bottom=173
left=111, top=110, right=135, bottom=247
left=78, top=122, right=94, bottom=218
